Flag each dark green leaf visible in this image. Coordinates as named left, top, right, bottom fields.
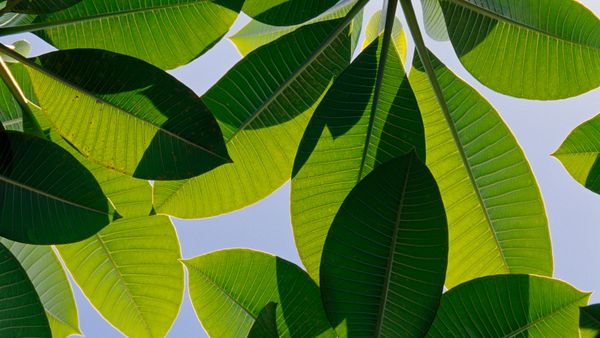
left=247, top=302, right=279, bottom=338
left=6, top=0, right=82, bottom=14
left=580, top=304, right=600, bottom=338
left=243, top=0, right=339, bottom=26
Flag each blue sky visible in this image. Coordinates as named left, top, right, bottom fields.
left=3, top=0, right=600, bottom=336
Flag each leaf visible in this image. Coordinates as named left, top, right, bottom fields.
left=0, top=63, right=31, bottom=131
left=0, top=130, right=113, bottom=244
left=6, top=0, right=82, bottom=14
left=153, top=17, right=357, bottom=218
left=185, top=249, right=336, bottom=338
left=292, top=30, right=424, bottom=281
left=553, top=112, right=600, bottom=195
left=408, top=52, right=552, bottom=288
left=362, top=10, right=406, bottom=59
left=0, top=242, right=50, bottom=337
left=56, top=215, right=183, bottom=338
left=0, top=238, right=79, bottom=337
left=242, top=0, right=339, bottom=26
left=8, top=47, right=230, bottom=180
left=0, top=0, right=244, bottom=69
left=580, top=304, right=600, bottom=338
left=426, top=275, right=590, bottom=337
left=320, top=153, right=447, bottom=337
left=437, top=0, right=600, bottom=99
left=247, top=302, right=279, bottom=338
left=420, top=0, right=449, bottom=41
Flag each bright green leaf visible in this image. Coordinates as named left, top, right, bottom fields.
left=0, top=242, right=50, bottom=337
left=292, top=33, right=424, bottom=282
left=409, top=52, right=552, bottom=288
left=0, top=238, right=80, bottom=337
left=11, top=48, right=230, bottom=180
left=242, top=0, right=339, bottom=26
left=6, top=0, right=81, bottom=14
left=438, top=0, right=600, bottom=99
left=320, top=153, right=447, bottom=337
left=580, top=304, right=600, bottom=338
left=0, top=130, right=113, bottom=244
left=420, top=0, right=449, bottom=41
left=362, top=10, right=406, bottom=59
left=154, top=18, right=356, bottom=218
left=247, top=302, right=279, bottom=338
left=185, top=249, right=336, bottom=338
left=57, top=215, right=183, bottom=338
left=553, top=112, right=600, bottom=195
left=0, top=0, right=244, bottom=69
left=427, top=275, right=590, bottom=337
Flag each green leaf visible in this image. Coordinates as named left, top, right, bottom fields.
left=0, top=238, right=79, bottom=337
left=8, top=47, right=230, bottom=180
left=0, top=0, right=244, bottom=69
left=57, top=215, right=183, bottom=337
left=185, top=249, right=336, bottom=338
left=0, top=130, right=113, bottom=244
left=0, top=242, right=50, bottom=337
left=6, top=0, right=81, bottom=14
left=242, top=0, right=339, bottom=26
left=553, top=112, right=600, bottom=195
left=408, top=52, right=552, bottom=288
left=427, top=275, right=590, bottom=337
left=292, top=32, right=424, bottom=281
left=231, top=0, right=360, bottom=57
left=437, top=0, right=600, bottom=99
left=362, top=10, right=406, bottom=59
left=420, top=0, right=449, bottom=41
left=580, top=304, right=600, bottom=338
left=320, top=153, right=447, bottom=337
left=153, top=18, right=356, bottom=218
left=247, top=302, right=279, bottom=338
left=0, top=63, right=31, bottom=131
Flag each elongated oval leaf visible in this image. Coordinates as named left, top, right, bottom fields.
left=242, top=0, right=339, bottom=26
left=185, top=249, right=336, bottom=338
left=0, top=130, right=112, bottom=244
left=553, top=112, right=600, bottom=195
left=10, top=48, right=230, bottom=180
left=57, top=215, right=183, bottom=337
left=154, top=18, right=355, bottom=218
left=0, top=0, right=244, bottom=69
left=409, top=52, right=552, bottom=288
left=427, top=275, right=590, bottom=337
left=0, top=242, right=50, bottom=337
left=580, top=304, right=600, bottom=338
left=0, top=238, right=79, bottom=337
left=320, top=154, right=447, bottom=337
left=6, top=0, right=82, bottom=14
left=247, top=302, right=279, bottom=338
left=292, top=33, right=424, bottom=282
left=438, top=0, right=600, bottom=99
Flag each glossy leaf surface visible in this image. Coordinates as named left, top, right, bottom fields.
left=57, top=215, right=183, bottom=337
left=185, top=249, right=335, bottom=338
left=427, top=275, right=589, bottom=337
left=409, top=53, right=552, bottom=287
left=321, top=154, right=447, bottom=337
left=554, top=112, right=600, bottom=195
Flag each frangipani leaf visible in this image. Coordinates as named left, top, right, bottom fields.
left=419, top=0, right=449, bottom=41
left=154, top=18, right=356, bottom=218
left=0, top=130, right=113, bottom=244
left=242, top=0, right=339, bottom=26
left=362, top=10, right=406, bottom=59
left=0, top=238, right=79, bottom=337
left=580, top=304, right=600, bottom=338
left=0, top=62, right=31, bottom=131
left=0, top=0, right=245, bottom=69
left=10, top=48, right=230, bottom=180
left=427, top=275, right=590, bottom=337
left=321, top=153, right=447, bottom=337
left=0, top=242, right=50, bottom=337
left=185, top=249, right=336, bottom=338
left=554, top=112, right=600, bottom=195
left=6, top=0, right=82, bottom=14
left=247, top=302, right=279, bottom=338
left=438, top=0, right=600, bottom=99
left=409, top=52, right=552, bottom=288
left=292, top=30, right=424, bottom=281
left=57, top=215, right=183, bottom=338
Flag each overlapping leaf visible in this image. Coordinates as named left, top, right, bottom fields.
left=409, top=52, right=552, bottom=288
left=427, top=275, right=589, bottom=337
left=0, top=239, right=79, bottom=337
left=0, top=242, right=50, bottom=337
left=153, top=17, right=356, bottom=218
left=437, top=0, right=600, bottom=99
left=0, top=0, right=245, bottom=69
left=0, top=130, right=113, bottom=244
left=292, top=24, right=424, bottom=280
left=419, top=0, right=448, bottom=41
left=247, top=302, right=279, bottom=338
left=242, top=0, right=339, bottom=26
left=554, top=112, right=600, bottom=195
left=580, top=304, right=600, bottom=338
left=185, top=249, right=335, bottom=338
left=321, top=154, right=447, bottom=337
left=0, top=62, right=30, bottom=131
left=57, top=215, right=183, bottom=337
left=5, top=0, right=82, bottom=14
